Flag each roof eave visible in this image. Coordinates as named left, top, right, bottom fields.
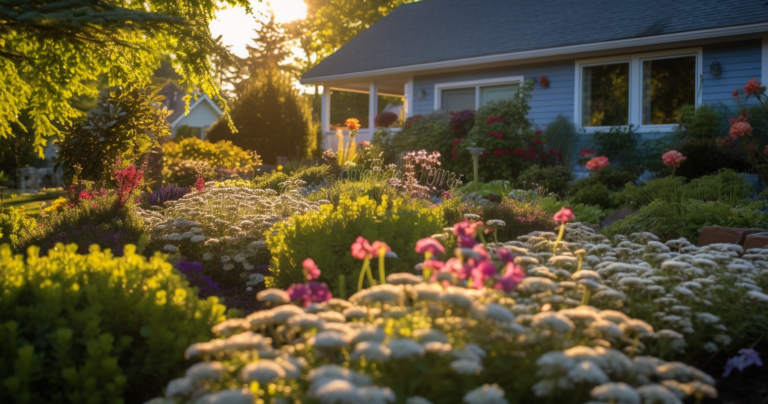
left=301, top=21, right=768, bottom=84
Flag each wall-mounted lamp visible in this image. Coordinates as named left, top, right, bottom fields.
left=417, top=89, right=427, bottom=100
left=710, top=60, right=721, bottom=77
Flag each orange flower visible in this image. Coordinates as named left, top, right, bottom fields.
left=730, top=121, right=753, bottom=138
left=344, top=118, right=361, bottom=131
left=585, top=156, right=609, bottom=170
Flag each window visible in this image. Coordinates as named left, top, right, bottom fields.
left=434, top=76, right=523, bottom=112
left=576, top=49, right=701, bottom=130
left=581, top=63, right=630, bottom=127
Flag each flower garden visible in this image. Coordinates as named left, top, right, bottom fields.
left=2, top=79, right=768, bottom=404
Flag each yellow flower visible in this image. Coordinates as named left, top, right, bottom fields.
left=11, top=194, right=17, bottom=198
left=18, top=206, right=25, bottom=212
left=277, top=165, right=283, bottom=171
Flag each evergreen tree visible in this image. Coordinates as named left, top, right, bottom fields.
left=206, top=69, right=318, bottom=165
left=243, top=8, right=294, bottom=77
left=0, top=0, right=249, bottom=153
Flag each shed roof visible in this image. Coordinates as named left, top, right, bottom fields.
left=303, top=0, right=768, bottom=81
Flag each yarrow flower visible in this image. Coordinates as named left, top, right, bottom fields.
left=585, top=156, right=609, bottom=170
left=553, top=208, right=574, bottom=223
left=662, top=150, right=687, bottom=167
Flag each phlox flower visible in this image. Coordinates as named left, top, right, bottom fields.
left=303, top=258, right=321, bottom=280
left=723, top=348, right=763, bottom=377
left=453, top=220, right=482, bottom=237
left=585, top=156, right=610, bottom=170
left=351, top=236, right=373, bottom=259
left=662, top=150, right=686, bottom=167
left=415, top=238, right=445, bottom=255
left=730, top=116, right=753, bottom=138
left=495, top=247, right=514, bottom=263
left=458, top=235, right=478, bottom=247
left=494, top=262, right=526, bottom=292
left=553, top=207, right=575, bottom=223
left=470, top=261, right=498, bottom=289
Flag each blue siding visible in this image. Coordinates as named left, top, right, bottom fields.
left=702, top=39, right=762, bottom=107
left=412, top=60, right=575, bottom=126
left=411, top=39, right=764, bottom=132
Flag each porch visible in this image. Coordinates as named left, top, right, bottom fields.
left=319, top=77, right=413, bottom=150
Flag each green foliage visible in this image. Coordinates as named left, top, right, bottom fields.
left=0, top=111, right=44, bottom=176
left=542, top=114, right=580, bottom=169
left=674, top=139, right=750, bottom=180
left=458, top=80, right=543, bottom=181
left=618, top=169, right=751, bottom=209
left=570, top=167, right=639, bottom=193
left=253, top=171, right=291, bottom=191
left=0, top=207, right=37, bottom=247
left=306, top=178, right=404, bottom=205
left=603, top=199, right=768, bottom=242
left=538, top=197, right=607, bottom=225
left=459, top=180, right=511, bottom=198
left=15, top=194, right=145, bottom=255
left=253, top=165, right=331, bottom=192
left=569, top=183, right=619, bottom=210
left=1, top=0, right=246, bottom=154
left=207, top=69, right=318, bottom=164
left=173, top=126, right=203, bottom=141
left=441, top=195, right=555, bottom=240
left=675, top=104, right=727, bottom=141
left=55, top=85, right=171, bottom=181
left=0, top=243, right=227, bottom=404
left=266, top=195, right=445, bottom=293
left=161, top=137, right=260, bottom=186
left=590, top=126, right=672, bottom=173
left=516, top=165, right=573, bottom=196
left=373, top=111, right=453, bottom=166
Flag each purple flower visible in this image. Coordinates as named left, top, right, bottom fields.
left=287, top=283, right=311, bottom=305
left=723, top=348, right=763, bottom=377
left=308, top=281, right=332, bottom=304
left=287, top=281, right=332, bottom=306
left=496, top=247, right=514, bottom=264
left=470, top=261, right=497, bottom=290
left=458, top=235, right=477, bottom=248
left=494, top=262, right=526, bottom=293
left=147, top=185, right=191, bottom=206
left=176, top=261, right=220, bottom=298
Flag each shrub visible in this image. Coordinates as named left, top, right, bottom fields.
left=516, top=165, right=573, bottom=196
left=252, top=171, right=291, bottom=191
left=590, top=126, right=672, bottom=173
left=162, top=137, right=258, bottom=173
left=458, top=80, right=559, bottom=181
left=15, top=193, right=145, bottom=255
left=542, top=114, right=580, bottom=169
left=441, top=195, right=555, bottom=240
left=55, top=84, right=171, bottom=181
left=449, top=109, right=476, bottom=137
left=538, top=196, right=608, bottom=225
left=569, top=182, right=619, bottom=210
left=0, top=243, right=227, bottom=404
left=570, top=167, right=638, bottom=193
left=307, top=178, right=404, bottom=206
left=149, top=224, right=738, bottom=404
left=206, top=69, right=318, bottom=164
left=675, top=104, right=728, bottom=141
left=253, top=165, right=331, bottom=192
left=266, top=194, right=444, bottom=293
left=138, top=185, right=321, bottom=288
left=0, top=207, right=37, bottom=247
left=374, top=111, right=399, bottom=128
left=374, top=110, right=454, bottom=167
left=674, top=139, right=750, bottom=180
left=618, top=169, right=751, bottom=209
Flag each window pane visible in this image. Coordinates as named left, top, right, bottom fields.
left=581, top=63, right=629, bottom=127
left=441, top=88, right=475, bottom=112
left=642, top=56, right=696, bottom=125
left=480, top=84, right=519, bottom=106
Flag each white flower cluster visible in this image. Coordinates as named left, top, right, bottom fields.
left=147, top=254, right=723, bottom=404
left=137, top=186, right=321, bottom=277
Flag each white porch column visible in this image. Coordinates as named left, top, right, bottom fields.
left=404, top=77, right=414, bottom=118
left=762, top=35, right=768, bottom=83
left=368, top=81, right=378, bottom=134
left=321, top=86, right=331, bottom=133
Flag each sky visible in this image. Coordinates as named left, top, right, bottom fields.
left=209, top=0, right=308, bottom=59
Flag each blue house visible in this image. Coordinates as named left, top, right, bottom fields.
left=301, top=0, right=768, bottom=148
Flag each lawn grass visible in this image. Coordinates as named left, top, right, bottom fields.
left=1, top=188, right=66, bottom=218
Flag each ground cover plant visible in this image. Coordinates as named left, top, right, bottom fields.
left=145, top=215, right=768, bottom=404
left=0, top=243, right=228, bottom=404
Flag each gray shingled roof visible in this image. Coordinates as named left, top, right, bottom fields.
left=303, top=0, right=768, bottom=80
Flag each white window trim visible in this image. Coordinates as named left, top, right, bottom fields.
left=574, top=47, right=703, bottom=133
left=434, top=75, right=524, bottom=111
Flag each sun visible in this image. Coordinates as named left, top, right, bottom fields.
left=210, top=0, right=307, bottom=59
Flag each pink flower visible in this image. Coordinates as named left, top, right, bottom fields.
left=415, top=238, right=446, bottom=255
left=351, top=236, right=373, bottom=260
left=579, top=149, right=596, bottom=157
left=553, top=207, right=574, bottom=223
left=453, top=221, right=482, bottom=237
left=422, top=259, right=445, bottom=272
left=287, top=281, right=332, bottom=306
left=78, top=190, right=93, bottom=200
left=195, top=177, right=205, bottom=192
left=662, top=150, right=687, bottom=167
left=371, top=241, right=391, bottom=257
left=471, top=261, right=498, bottom=290
left=443, top=258, right=472, bottom=280
left=302, top=258, right=321, bottom=280
left=494, top=262, right=526, bottom=292
left=287, top=283, right=310, bottom=305
left=730, top=120, right=753, bottom=138
left=585, top=156, right=609, bottom=170
left=458, top=235, right=478, bottom=248
left=496, top=247, right=514, bottom=264
left=744, top=78, right=762, bottom=95
left=91, top=203, right=98, bottom=209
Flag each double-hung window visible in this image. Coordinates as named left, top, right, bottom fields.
left=435, top=76, right=524, bottom=112
left=576, top=49, right=701, bottom=131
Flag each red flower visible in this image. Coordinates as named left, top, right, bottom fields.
left=662, top=150, right=687, bottom=167
left=534, top=129, right=543, bottom=135
left=730, top=119, right=753, bottom=138
left=78, top=190, right=93, bottom=200
left=548, top=149, right=562, bottom=157
left=451, top=139, right=462, bottom=160
left=534, top=139, right=542, bottom=145
left=493, top=149, right=503, bottom=157
left=194, top=177, right=205, bottom=192
left=511, top=148, right=526, bottom=156
left=764, top=144, right=768, bottom=155
left=732, top=89, right=740, bottom=98
left=539, top=75, right=549, bottom=87
left=487, top=132, right=494, bottom=138
left=496, top=132, right=504, bottom=139
left=553, top=207, right=575, bottom=222
left=586, top=156, right=610, bottom=170
left=539, top=153, right=548, bottom=159
left=744, top=78, right=762, bottom=95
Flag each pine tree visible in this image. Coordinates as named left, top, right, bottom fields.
left=242, top=8, right=294, bottom=77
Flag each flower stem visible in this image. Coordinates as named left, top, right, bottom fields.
left=553, top=222, right=565, bottom=255
left=378, top=248, right=386, bottom=284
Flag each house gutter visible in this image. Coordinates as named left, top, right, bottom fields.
left=301, top=21, right=768, bottom=84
